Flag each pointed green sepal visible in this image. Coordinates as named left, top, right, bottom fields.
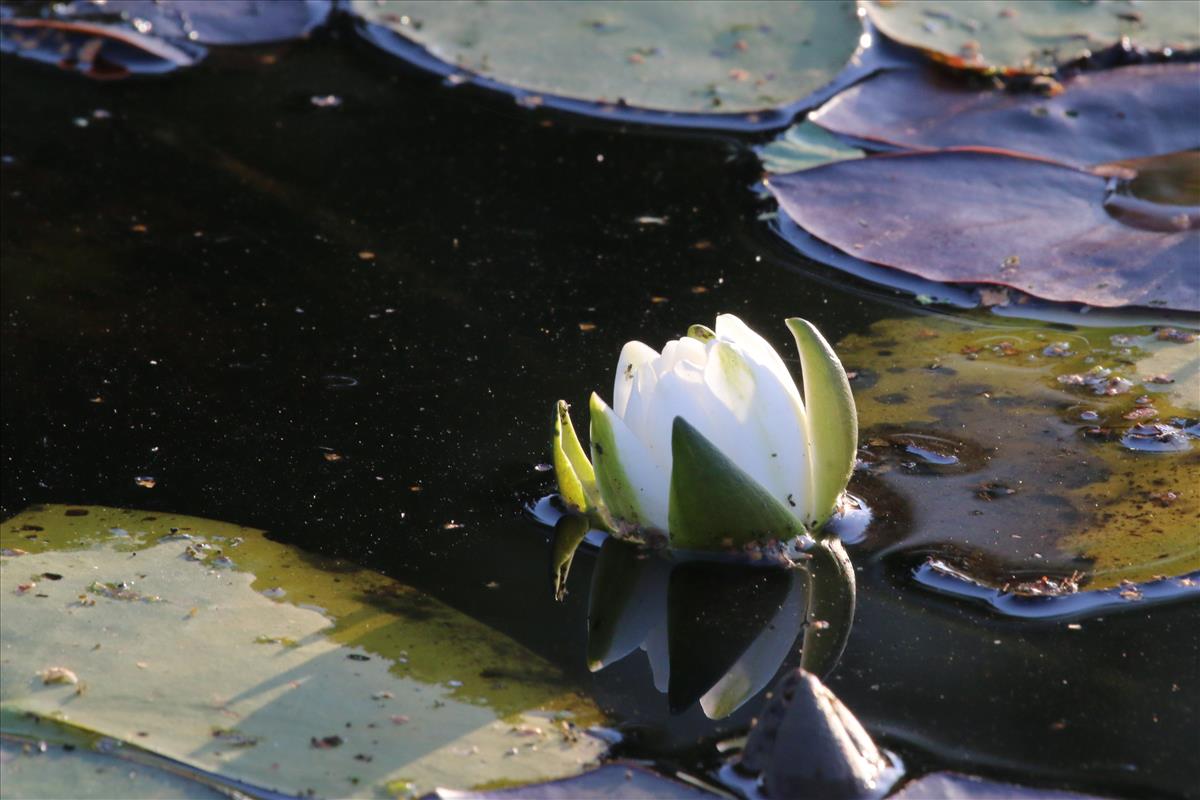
left=550, top=511, right=590, bottom=602
left=553, top=400, right=598, bottom=513
left=786, top=318, right=858, bottom=529
left=667, top=416, right=807, bottom=550
left=589, top=393, right=650, bottom=528
left=687, top=324, right=716, bottom=342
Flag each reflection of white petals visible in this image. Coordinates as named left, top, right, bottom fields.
left=589, top=553, right=669, bottom=671
left=641, top=624, right=671, bottom=694
left=700, top=572, right=805, bottom=719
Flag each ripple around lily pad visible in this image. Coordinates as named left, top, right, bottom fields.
left=913, top=560, right=1200, bottom=620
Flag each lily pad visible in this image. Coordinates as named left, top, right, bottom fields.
left=808, top=63, right=1200, bottom=169
left=767, top=149, right=1200, bottom=311
left=861, top=0, right=1200, bottom=74
left=349, top=0, right=862, bottom=123
left=0, top=739, right=225, bottom=800
left=426, top=763, right=718, bottom=800
left=57, top=0, right=333, bottom=46
left=835, top=316, right=1200, bottom=592
left=0, top=505, right=607, bottom=798
left=0, top=16, right=205, bottom=78
left=756, top=121, right=865, bottom=175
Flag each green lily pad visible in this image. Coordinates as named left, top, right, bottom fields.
left=862, top=0, right=1200, bottom=75
left=756, top=121, right=865, bottom=175
left=836, top=318, right=1200, bottom=589
left=349, top=0, right=862, bottom=118
left=0, top=506, right=607, bottom=798
left=0, top=739, right=224, bottom=800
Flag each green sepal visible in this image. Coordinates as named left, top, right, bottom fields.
left=667, top=416, right=807, bottom=550
left=550, top=511, right=590, bottom=602
left=553, top=400, right=598, bottom=513
left=589, top=393, right=650, bottom=528
left=786, top=318, right=858, bottom=529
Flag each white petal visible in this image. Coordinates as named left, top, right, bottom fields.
left=612, top=340, right=659, bottom=419
left=654, top=336, right=708, bottom=378
left=641, top=623, right=671, bottom=693
left=620, top=360, right=659, bottom=448
left=715, top=314, right=804, bottom=406
left=702, top=341, right=811, bottom=519
left=639, top=358, right=715, bottom=475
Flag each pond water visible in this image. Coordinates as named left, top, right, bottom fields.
left=2, top=24, right=1198, bottom=800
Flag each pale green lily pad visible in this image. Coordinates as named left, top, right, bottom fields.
left=862, top=0, right=1200, bottom=75
left=756, top=121, right=865, bottom=175
left=0, top=506, right=606, bottom=798
left=836, top=318, right=1199, bottom=588
left=0, top=739, right=224, bottom=800
left=350, top=0, right=861, bottom=115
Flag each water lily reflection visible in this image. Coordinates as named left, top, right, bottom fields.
left=580, top=533, right=855, bottom=720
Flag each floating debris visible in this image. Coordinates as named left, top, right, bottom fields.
left=38, top=666, right=79, bottom=685
left=87, top=581, right=163, bottom=603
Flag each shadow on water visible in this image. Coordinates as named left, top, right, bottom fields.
left=2, top=30, right=1198, bottom=800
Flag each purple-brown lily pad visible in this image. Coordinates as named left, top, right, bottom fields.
left=56, top=0, right=333, bottom=46
left=767, top=149, right=1199, bottom=311
left=0, top=16, right=205, bottom=78
left=810, top=63, right=1200, bottom=170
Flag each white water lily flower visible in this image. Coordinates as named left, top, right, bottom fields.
left=553, top=314, right=857, bottom=551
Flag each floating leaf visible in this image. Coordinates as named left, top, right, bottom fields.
left=892, top=771, right=1104, bottom=799
left=862, top=0, right=1200, bottom=74
left=349, top=0, right=862, bottom=122
left=756, top=120, right=865, bottom=175
left=0, top=739, right=225, bottom=800
left=0, top=506, right=607, bottom=798
left=768, top=149, right=1199, bottom=311
left=809, top=63, right=1200, bottom=169
left=835, top=317, right=1200, bottom=591
left=426, top=763, right=717, bottom=800
left=60, top=0, right=333, bottom=46
left=0, top=17, right=205, bottom=78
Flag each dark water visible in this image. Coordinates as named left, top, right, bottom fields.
left=3, top=31, right=1197, bottom=800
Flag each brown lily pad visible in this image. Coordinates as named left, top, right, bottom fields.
left=809, top=63, right=1200, bottom=169
left=767, top=149, right=1199, bottom=311
left=0, top=17, right=205, bottom=78
left=55, top=0, right=333, bottom=46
